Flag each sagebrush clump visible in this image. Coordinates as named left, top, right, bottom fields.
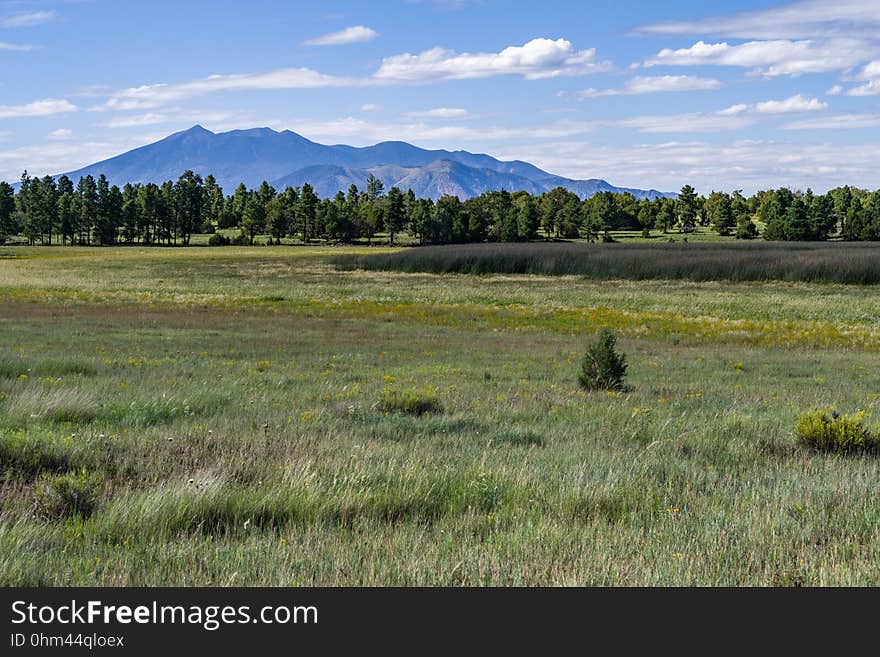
left=376, top=388, right=444, bottom=416
left=34, top=469, right=103, bottom=519
left=794, top=410, right=877, bottom=453
left=578, top=329, right=628, bottom=391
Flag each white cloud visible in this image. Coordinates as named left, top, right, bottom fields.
left=286, top=116, right=599, bottom=145
left=403, top=107, right=470, bottom=119
left=0, top=136, right=158, bottom=181
left=846, top=60, right=880, bottom=95
left=99, top=109, right=238, bottom=129
left=100, top=113, right=169, bottom=128
left=0, top=41, right=33, bottom=51
left=848, top=81, right=880, bottom=96
left=644, top=39, right=873, bottom=76
left=360, top=103, right=382, bottom=111
left=0, top=10, right=56, bottom=28
left=47, top=129, right=73, bottom=140
left=612, top=95, right=825, bottom=134
left=619, top=112, right=756, bottom=133
left=373, top=38, right=611, bottom=81
left=303, top=25, right=378, bottom=46
left=636, top=0, right=880, bottom=40
left=784, top=114, right=880, bottom=129
left=718, top=104, right=749, bottom=115
left=0, top=98, right=77, bottom=119
left=493, top=139, right=880, bottom=195
left=862, top=60, right=880, bottom=78
left=753, top=94, right=827, bottom=113
left=827, top=85, right=843, bottom=95
left=93, top=38, right=610, bottom=111
left=579, top=75, right=721, bottom=98
left=92, top=68, right=366, bottom=111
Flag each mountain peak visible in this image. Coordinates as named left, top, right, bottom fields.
left=229, top=127, right=279, bottom=137
left=54, top=126, right=673, bottom=201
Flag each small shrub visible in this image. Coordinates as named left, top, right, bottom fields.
left=490, top=429, right=544, bottom=447
left=34, top=469, right=103, bottom=519
left=578, top=329, right=627, bottom=391
left=471, top=472, right=503, bottom=512
left=794, top=410, right=877, bottom=453
left=208, top=232, right=230, bottom=246
left=376, top=388, right=443, bottom=416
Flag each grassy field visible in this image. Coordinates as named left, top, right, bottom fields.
left=2, top=244, right=880, bottom=585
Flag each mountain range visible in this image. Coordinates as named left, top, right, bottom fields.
left=59, top=125, right=672, bottom=201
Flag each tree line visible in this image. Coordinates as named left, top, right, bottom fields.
left=2, top=170, right=880, bottom=246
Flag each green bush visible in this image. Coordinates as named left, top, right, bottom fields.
left=207, top=232, right=230, bottom=247
left=471, top=472, right=503, bottom=512
left=794, top=410, right=877, bottom=453
left=376, top=388, right=443, bottom=416
left=34, top=469, right=103, bottom=519
left=578, top=329, right=627, bottom=391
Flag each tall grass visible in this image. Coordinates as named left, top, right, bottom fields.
left=335, top=242, right=880, bottom=284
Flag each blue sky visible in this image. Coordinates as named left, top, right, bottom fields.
left=1, top=0, right=880, bottom=193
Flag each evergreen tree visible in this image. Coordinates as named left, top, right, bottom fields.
left=410, top=198, right=434, bottom=244
left=56, top=175, right=75, bottom=245
left=159, top=181, right=175, bottom=244
left=0, top=181, right=16, bottom=241
left=517, top=195, right=540, bottom=240
left=121, top=183, right=141, bottom=243
left=558, top=197, right=583, bottom=239
left=676, top=185, right=698, bottom=232
left=241, top=194, right=266, bottom=245
left=203, top=175, right=225, bottom=229
left=76, top=175, right=98, bottom=245
left=297, top=183, right=318, bottom=242
left=365, top=174, right=385, bottom=201
left=174, top=170, right=204, bottom=245
left=266, top=196, right=290, bottom=244
left=637, top=202, right=655, bottom=238
left=710, top=193, right=735, bottom=236
left=138, top=183, right=161, bottom=244
left=384, top=186, right=406, bottom=245
left=655, top=199, right=674, bottom=233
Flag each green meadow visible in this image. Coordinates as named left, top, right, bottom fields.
left=2, top=244, right=880, bottom=585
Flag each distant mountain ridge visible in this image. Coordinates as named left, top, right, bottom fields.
left=57, top=125, right=673, bottom=201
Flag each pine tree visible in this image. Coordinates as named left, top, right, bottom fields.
left=578, top=329, right=627, bottom=391
left=517, top=195, right=540, bottom=240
